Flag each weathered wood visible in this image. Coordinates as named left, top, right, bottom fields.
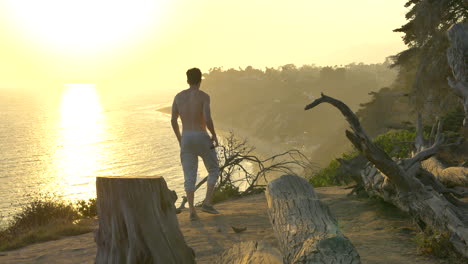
left=95, top=176, right=195, bottom=264
left=447, top=22, right=468, bottom=130
left=266, top=174, right=361, bottom=264
left=216, top=241, right=283, bottom=264
left=410, top=113, right=468, bottom=188
left=422, top=157, right=468, bottom=187
left=305, top=94, right=468, bottom=258
left=305, top=94, right=414, bottom=191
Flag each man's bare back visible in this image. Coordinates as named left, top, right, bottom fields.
left=173, top=89, right=209, bottom=132
left=171, top=83, right=218, bottom=148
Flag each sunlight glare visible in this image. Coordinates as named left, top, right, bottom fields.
left=54, top=84, right=107, bottom=199
left=3, top=0, right=168, bottom=54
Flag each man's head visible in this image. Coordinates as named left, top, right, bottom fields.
left=186, top=68, right=202, bottom=86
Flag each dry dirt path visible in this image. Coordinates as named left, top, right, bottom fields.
left=0, top=187, right=442, bottom=264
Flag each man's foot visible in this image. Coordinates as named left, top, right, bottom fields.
left=189, top=212, right=199, bottom=221
left=201, top=203, right=219, bottom=214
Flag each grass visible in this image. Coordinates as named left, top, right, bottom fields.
left=212, top=184, right=242, bottom=204
left=0, top=195, right=97, bottom=251
left=0, top=219, right=94, bottom=251
left=413, top=227, right=468, bottom=264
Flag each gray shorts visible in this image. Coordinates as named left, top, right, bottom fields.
left=180, top=131, right=219, bottom=192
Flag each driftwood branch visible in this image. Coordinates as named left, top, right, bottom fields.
left=177, top=135, right=315, bottom=210
left=405, top=117, right=444, bottom=170
left=305, top=93, right=413, bottom=191
left=305, top=94, right=468, bottom=258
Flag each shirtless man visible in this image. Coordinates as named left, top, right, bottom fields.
left=171, top=68, right=220, bottom=221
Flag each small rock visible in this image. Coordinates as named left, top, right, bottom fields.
left=399, top=227, right=415, bottom=234
left=231, top=226, right=247, bottom=233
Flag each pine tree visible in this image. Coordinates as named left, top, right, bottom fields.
left=392, top=0, right=467, bottom=116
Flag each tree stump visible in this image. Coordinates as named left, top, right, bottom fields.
left=266, top=174, right=361, bottom=264
left=95, top=176, right=195, bottom=264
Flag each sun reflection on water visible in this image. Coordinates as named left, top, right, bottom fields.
left=53, top=84, right=107, bottom=200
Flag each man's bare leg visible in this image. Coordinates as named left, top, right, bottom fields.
left=187, top=191, right=199, bottom=220
left=201, top=183, right=219, bottom=214
left=204, top=183, right=215, bottom=206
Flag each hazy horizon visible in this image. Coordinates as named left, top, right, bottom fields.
left=0, top=0, right=408, bottom=93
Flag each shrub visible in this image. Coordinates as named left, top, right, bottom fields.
left=212, top=183, right=242, bottom=204
left=76, top=198, right=97, bottom=218
left=373, top=129, right=416, bottom=158
left=0, top=195, right=96, bottom=251
left=6, top=196, right=79, bottom=235
left=309, top=159, right=342, bottom=187
left=440, top=108, right=464, bottom=134
left=414, top=227, right=468, bottom=263
left=309, top=152, right=358, bottom=187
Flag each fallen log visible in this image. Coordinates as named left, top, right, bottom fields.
left=305, top=94, right=468, bottom=258
left=266, top=174, right=361, bottom=263
left=95, top=176, right=195, bottom=264
left=216, top=241, right=283, bottom=264
left=422, top=157, right=468, bottom=187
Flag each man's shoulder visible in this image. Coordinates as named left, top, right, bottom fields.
left=199, top=90, right=210, bottom=98
left=175, top=89, right=209, bottom=100
left=174, top=89, right=188, bottom=99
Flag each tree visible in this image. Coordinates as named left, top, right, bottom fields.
left=392, top=0, right=467, bottom=117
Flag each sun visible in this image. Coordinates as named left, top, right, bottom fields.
left=2, top=0, right=168, bottom=54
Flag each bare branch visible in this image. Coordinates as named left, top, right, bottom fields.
left=406, top=119, right=445, bottom=169
left=415, top=113, right=425, bottom=152
left=305, top=93, right=413, bottom=191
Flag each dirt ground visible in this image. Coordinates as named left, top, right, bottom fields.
left=0, top=186, right=444, bottom=264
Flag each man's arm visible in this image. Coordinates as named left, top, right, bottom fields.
left=203, top=95, right=219, bottom=147
left=171, top=97, right=181, bottom=145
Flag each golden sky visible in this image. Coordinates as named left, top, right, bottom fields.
left=0, top=0, right=407, bottom=93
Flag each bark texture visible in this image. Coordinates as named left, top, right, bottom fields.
left=266, top=174, right=361, bottom=264
left=216, top=241, right=283, bottom=264
left=95, top=176, right=195, bottom=264
left=422, top=157, right=468, bottom=187
left=305, top=94, right=468, bottom=258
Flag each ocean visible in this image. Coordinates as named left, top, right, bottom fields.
left=0, top=85, right=211, bottom=226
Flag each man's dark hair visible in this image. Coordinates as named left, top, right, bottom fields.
left=186, top=68, right=202, bottom=85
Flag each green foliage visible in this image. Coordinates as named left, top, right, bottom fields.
left=6, top=196, right=79, bottom=234
left=0, top=195, right=97, bottom=251
left=212, top=184, right=241, bottom=204
left=309, top=152, right=357, bottom=187
left=309, top=159, right=342, bottom=187
left=440, top=108, right=464, bottom=132
left=414, top=227, right=468, bottom=263
left=373, top=129, right=417, bottom=158
left=392, top=0, right=466, bottom=115
left=76, top=198, right=97, bottom=218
